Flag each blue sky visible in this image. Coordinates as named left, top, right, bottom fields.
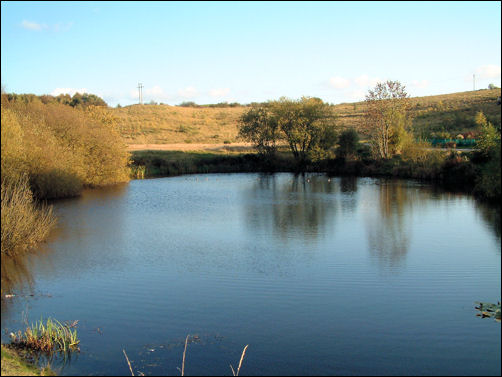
left=1, top=1, right=501, bottom=106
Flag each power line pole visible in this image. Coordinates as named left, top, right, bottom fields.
left=473, top=74, right=475, bottom=91
left=137, top=83, right=143, bottom=104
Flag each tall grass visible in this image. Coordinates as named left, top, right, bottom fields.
left=1, top=176, right=56, bottom=256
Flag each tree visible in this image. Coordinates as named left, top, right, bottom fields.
left=238, top=105, right=280, bottom=157
left=364, top=80, right=412, bottom=159
left=337, top=128, right=360, bottom=159
left=488, top=83, right=499, bottom=90
left=474, top=111, right=501, bottom=200
left=271, top=97, right=336, bottom=163
left=475, top=111, right=500, bottom=158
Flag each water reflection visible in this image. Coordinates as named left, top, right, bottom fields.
left=244, top=174, right=340, bottom=242
left=1, top=183, right=129, bottom=318
left=0, top=174, right=500, bottom=376
left=365, top=180, right=413, bottom=269
left=1, top=254, right=35, bottom=296
left=475, top=201, right=501, bottom=243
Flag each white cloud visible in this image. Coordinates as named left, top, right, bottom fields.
left=21, top=20, right=72, bottom=32
left=178, top=86, right=198, bottom=98
left=129, top=89, right=138, bottom=99
left=329, top=76, right=351, bottom=89
left=21, top=20, right=47, bottom=31
left=52, top=22, right=73, bottom=32
left=209, top=88, right=230, bottom=98
left=348, top=90, right=366, bottom=101
left=51, top=88, right=88, bottom=96
left=475, top=65, right=501, bottom=79
left=411, top=80, right=429, bottom=89
left=354, top=75, right=381, bottom=88
left=145, top=85, right=165, bottom=97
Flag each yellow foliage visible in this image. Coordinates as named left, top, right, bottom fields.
left=1, top=100, right=129, bottom=199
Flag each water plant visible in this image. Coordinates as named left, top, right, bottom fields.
left=475, top=301, right=501, bottom=322
left=9, top=318, right=80, bottom=354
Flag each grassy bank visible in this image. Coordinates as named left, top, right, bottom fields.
left=129, top=147, right=500, bottom=204
left=1, top=345, right=55, bottom=376
left=130, top=149, right=297, bottom=178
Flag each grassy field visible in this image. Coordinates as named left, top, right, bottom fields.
left=113, top=89, right=501, bottom=146
left=1, top=345, right=54, bottom=376
left=114, top=104, right=245, bottom=144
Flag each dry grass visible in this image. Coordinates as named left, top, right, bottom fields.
left=113, top=89, right=501, bottom=146
left=127, top=142, right=255, bottom=153
left=123, top=349, right=134, bottom=376
left=181, top=334, right=189, bottom=376
left=230, top=344, right=249, bottom=376
left=123, top=335, right=249, bottom=376
left=113, top=104, right=245, bottom=144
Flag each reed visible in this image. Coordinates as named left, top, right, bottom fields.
left=230, top=344, right=249, bottom=376
left=123, top=335, right=250, bottom=376
left=9, top=318, right=80, bottom=354
left=181, top=334, right=189, bottom=376
left=123, top=349, right=134, bottom=376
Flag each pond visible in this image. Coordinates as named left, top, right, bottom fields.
left=1, top=173, right=500, bottom=376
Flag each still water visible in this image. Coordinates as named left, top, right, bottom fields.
left=1, top=173, right=500, bottom=376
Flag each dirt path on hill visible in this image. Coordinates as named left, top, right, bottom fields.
left=127, top=142, right=256, bottom=152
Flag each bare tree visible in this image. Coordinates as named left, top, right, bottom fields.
left=364, top=80, right=411, bottom=159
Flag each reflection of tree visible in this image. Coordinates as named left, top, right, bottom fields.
left=1, top=253, right=35, bottom=296
left=2, top=183, right=129, bottom=308
left=245, top=173, right=345, bottom=242
left=475, top=201, right=501, bottom=243
left=340, top=176, right=357, bottom=193
left=365, top=180, right=413, bottom=269
left=339, top=176, right=358, bottom=214
left=1, top=253, right=35, bottom=319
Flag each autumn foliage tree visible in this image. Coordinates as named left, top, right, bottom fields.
left=364, top=80, right=412, bottom=159
left=238, top=105, right=280, bottom=157
left=239, top=97, right=337, bottom=164
left=271, top=97, right=337, bottom=163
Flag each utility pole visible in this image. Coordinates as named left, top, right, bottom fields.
left=137, top=83, right=143, bottom=104
left=473, top=74, right=475, bottom=91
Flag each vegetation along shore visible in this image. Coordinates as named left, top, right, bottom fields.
left=1, top=85, right=500, bottom=257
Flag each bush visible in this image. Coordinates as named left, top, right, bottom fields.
left=1, top=100, right=129, bottom=199
left=1, top=176, right=56, bottom=255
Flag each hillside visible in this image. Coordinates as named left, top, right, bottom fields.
left=113, top=88, right=501, bottom=145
